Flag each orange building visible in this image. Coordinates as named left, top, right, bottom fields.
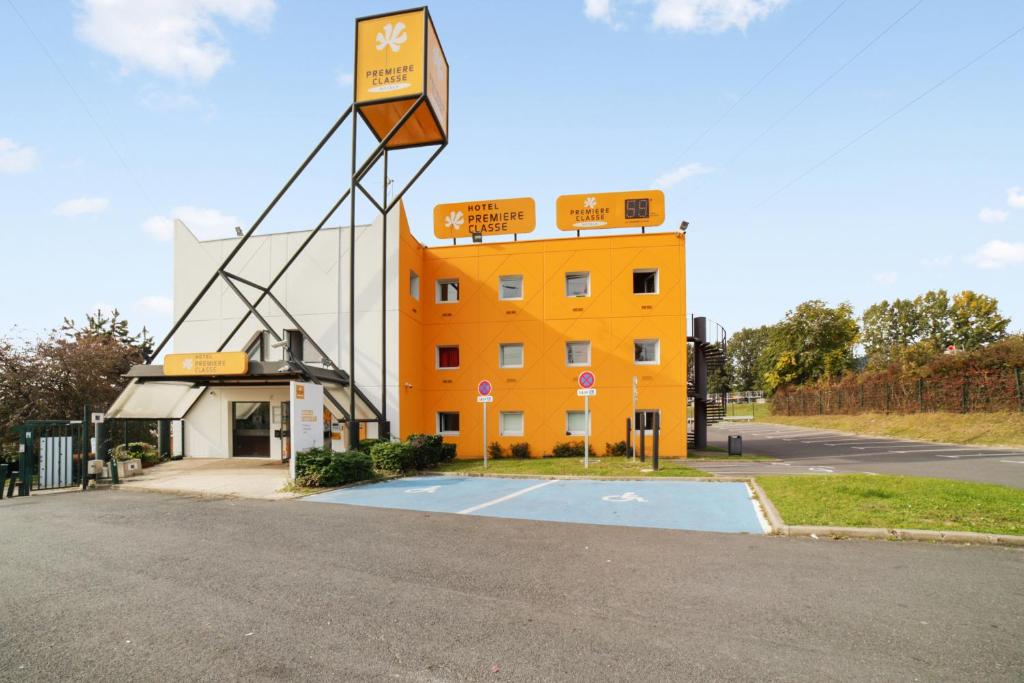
left=397, top=217, right=688, bottom=458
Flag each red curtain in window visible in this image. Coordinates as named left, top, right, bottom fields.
left=439, top=346, right=459, bottom=368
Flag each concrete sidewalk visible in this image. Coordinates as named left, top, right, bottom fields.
left=117, top=457, right=294, bottom=500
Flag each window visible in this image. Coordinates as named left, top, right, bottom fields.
left=566, top=410, right=589, bottom=436
left=565, top=341, right=591, bottom=366
left=500, top=411, right=524, bottom=436
left=437, top=412, right=460, bottom=435
left=410, top=271, right=420, bottom=300
left=245, top=332, right=264, bottom=362
left=565, top=272, right=590, bottom=297
left=634, top=339, right=660, bottom=365
left=284, top=329, right=304, bottom=362
left=499, top=274, right=523, bottom=300
left=634, top=410, right=660, bottom=431
left=633, top=269, right=658, bottom=294
left=436, top=345, right=460, bottom=369
left=436, top=278, right=459, bottom=303
left=499, top=343, right=524, bottom=368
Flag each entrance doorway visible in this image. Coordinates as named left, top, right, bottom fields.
left=232, top=402, right=271, bottom=457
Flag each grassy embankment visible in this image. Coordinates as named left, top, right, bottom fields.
left=434, top=456, right=709, bottom=478
left=758, top=474, right=1024, bottom=536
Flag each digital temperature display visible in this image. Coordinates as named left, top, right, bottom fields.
left=624, top=198, right=650, bottom=220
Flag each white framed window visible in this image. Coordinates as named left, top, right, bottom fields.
left=436, top=345, right=460, bottom=370
left=634, top=339, right=660, bottom=365
left=499, top=275, right=523, bottom=300
left=410, top=271, right=420, bottom=300
left=565, top=340, right=591, bottom=367
left=500, top=411, right=524, bottom=436
left=437, top=412, right=460, bottom=435
left=565, top=271, right=590, bottom=298
left=634, top=409, right=660, bottom=431
left=633, top=268, right=658, bottom=294
left=436, top=278, right=459, bottom=303
left=566, top=410, right=589, bottom=436
left=499, top=343, right=524, bottom=368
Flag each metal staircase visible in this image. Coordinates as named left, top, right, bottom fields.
left=687, top=316, right=728, bottom=449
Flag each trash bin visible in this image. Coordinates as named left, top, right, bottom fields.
left=728, top=435, right=742, bottom=456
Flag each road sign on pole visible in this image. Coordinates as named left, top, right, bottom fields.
left=577, top=372, right=596, bottom=468
left=478, top=380, right=492, bottom=468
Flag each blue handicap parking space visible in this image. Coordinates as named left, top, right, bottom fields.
left=304, top=476, right=766, bottom=535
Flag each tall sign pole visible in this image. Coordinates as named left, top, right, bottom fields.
left=577, top=371, right=597, bottom=469
left=631, top=375, right=638, bottom=461
left=477, top=380, right=493, bottom=468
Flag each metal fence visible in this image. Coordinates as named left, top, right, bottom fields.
left=772, top=367, right=1024, bottom=415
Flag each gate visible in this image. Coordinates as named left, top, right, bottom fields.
left=13, top=419, right=89, bottom=494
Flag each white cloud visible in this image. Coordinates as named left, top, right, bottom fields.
left=0, top=138, right=39, bottom=173
left=584, top=0, right=614, bottom=23
left=920, top=256, right=951, bottom=268
left=654, top=162, right=713, bottom=189
left=873, top=272, right=898, bottom=285
left=140, top=86, right=200, bottom=111
left=74, top=0, right=276, bottom=81
left=651, top=0, right=788, bottom=33
left=136, top=295, right=173, bottom=316
left=978, top=207, right=1008, bottom=224
left=54, top=196, right=110, bottom=217
left=337, top=71, right=353, bottom=87
left=144, top=206, right=239, bottom=241
left=967, top=240, right=1024, bottom=269
left=1008, top=186, right=1024, bottom=209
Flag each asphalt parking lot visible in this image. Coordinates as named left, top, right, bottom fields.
left=2, top=490, right=1022, bottom=680
left=707, top=422, right=1024, bottom=488
left=305, top=475, right=767, bottom=534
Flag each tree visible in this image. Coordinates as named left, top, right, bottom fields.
left=861, top=290, right=1010, bottom=368
left=727, top=325, right=774, bottom=392
left=763, top=300, right=858, bottom=393
left=0, top=310, right=153, bottom=437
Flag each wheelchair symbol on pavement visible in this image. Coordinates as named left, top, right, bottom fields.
left=602, top=492, right=647, bottom=503
left=405, top=485, right=441, bottom=494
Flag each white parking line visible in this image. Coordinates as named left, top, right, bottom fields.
left=456, top=480, right=557, bottom=515
left=1000, top=460, right=1024, bottom=465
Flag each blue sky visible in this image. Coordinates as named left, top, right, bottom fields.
left=1, top=0, right=1022, bottom=344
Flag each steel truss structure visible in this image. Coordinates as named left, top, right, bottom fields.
left=148, top=96, right=447, bottom=446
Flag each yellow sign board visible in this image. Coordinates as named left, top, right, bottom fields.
left=556, top=190, right=666, bottom=231
left=355, top=9, right=426, bottom=104
left=164, top=352, right=249, bottom=376
left=354, top=8, right=448, bottom=149
left=433, top=198, right=536, bottom=239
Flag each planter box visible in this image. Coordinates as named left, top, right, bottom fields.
left=113, top=458, right=143, bottom=478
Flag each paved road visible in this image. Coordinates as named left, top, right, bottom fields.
left=2, top=490, right=1022, bottom=681
left=707, top=422, right=1024, bottom=488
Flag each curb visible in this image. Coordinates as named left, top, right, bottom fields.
left=425, top=471, right=753, bottom=483
left=747, top=479, right=1024, bottom=547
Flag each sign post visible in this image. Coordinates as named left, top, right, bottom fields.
left=631, top=376, right=638, bottom=461
left=477, top=380, right=493, bottom=468
left=577, top=371, right=597, bottom=469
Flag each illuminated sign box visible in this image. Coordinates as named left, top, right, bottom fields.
left=556, top=190, right=666, bottom=231
left=164, top=352, right=249, bottom=376
left=355, top=7, right=448, bottom=150
left=433, top=197, right=536, bottom=239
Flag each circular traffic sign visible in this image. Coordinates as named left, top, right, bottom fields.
left=577, top=371, right=596, bottom=389
left=477, top=379, right=493, bottom=396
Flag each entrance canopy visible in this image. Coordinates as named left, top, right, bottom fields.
left=107, top=360, right=378, bottom=422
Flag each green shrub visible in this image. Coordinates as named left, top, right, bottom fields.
left=357, top=438, right=384, bottom=454
left=510, top=442, right=531, bottom=459
left=605, top=441, right=629, bottom=457
left=440, top=442, right=457, bottom=462
left=487, top=441, right=505, bottom=459
left=370, top=441, right=413, bottom=473
left=406, top=433, right=444, bottom=469
left=551, top=440, right=596, bottom=458
left=111, top=442, right=159, bottom=464
left=295, top=448, right=373, bottom=487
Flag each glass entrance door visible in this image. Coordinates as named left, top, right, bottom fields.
left=232, top=402, right=271, bottom=457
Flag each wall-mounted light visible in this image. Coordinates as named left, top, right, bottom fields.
left=471, top=232, right=483, bottom=243
left=679, top=220, right=690, bottom=233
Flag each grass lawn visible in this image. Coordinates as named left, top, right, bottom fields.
left=760, top=411, right=1024, bottom=448
left=758, top=474, right=1024, bottom=536
left=433, top=456, right=709, bottom=478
